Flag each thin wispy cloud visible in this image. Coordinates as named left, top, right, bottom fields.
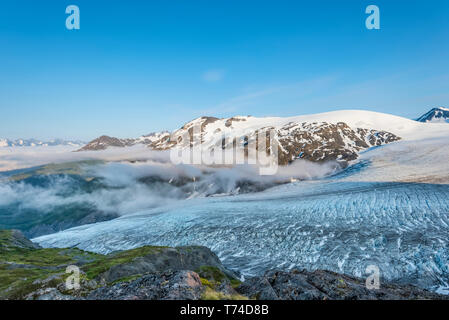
left=202, top=69, right=225, bottom=83
left=197, top=75, right=337, bottom=116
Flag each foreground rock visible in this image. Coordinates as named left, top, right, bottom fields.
left=0, top=230, right=244, bottom=300
left=237, top=270, right=446, bottom=300
left=1, top=230, right=447, bottom=300
left=87, top=270, right=204, bottom=300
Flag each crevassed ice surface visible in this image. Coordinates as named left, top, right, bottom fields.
left=34, top=138, right=449, bottom=292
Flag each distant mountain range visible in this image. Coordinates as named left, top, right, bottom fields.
left=2, top=107, right=447, bottom=166
left=416, top=107, right=449, bottom=123
left=0, top=138, right=85, bottom=148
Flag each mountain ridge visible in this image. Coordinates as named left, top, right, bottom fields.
left=80, top=108, right=449, bottom=153
left=78, top=110, right=410, bottom=165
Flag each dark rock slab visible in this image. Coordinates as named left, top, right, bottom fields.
left=237, top=269, right=448, bottom=300
left=87, top=270, right=203, bottom=300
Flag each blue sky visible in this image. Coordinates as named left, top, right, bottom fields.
left=1, top=0, right=448, bottom=140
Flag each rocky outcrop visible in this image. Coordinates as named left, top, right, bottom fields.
left=87, top=270, right=204, bottom=300
left=34, top=288, right=76, bottom=300
left=236, top=269, right=446, bottom=300
left=1, top=230, right=446, bottom=300
left=0, top=230, right=242, bottom=300
left=1, top=229, right=41, bottom=250
left=96, top=246, right=236, bottom=284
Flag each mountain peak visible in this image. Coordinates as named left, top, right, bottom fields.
left=77, top=135, right=135, bottom=151
left=416, top=107, right=449, bottom=123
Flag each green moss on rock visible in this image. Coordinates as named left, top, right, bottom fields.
left=82, top=245, right=168, bottom=280
left=1, top=230, right=245, bottom=300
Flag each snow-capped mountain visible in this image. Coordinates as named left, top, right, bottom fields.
left=79, top=111, right=406, bottom=165
left=416, top=107, right=449, bottom=123
left=78, top=108, right=449, bottom=165
left=77, top=132, right=170, bottom=151
left=0, top=138, right=85, bottom=147
left=150, top=115, right=403, bottom=165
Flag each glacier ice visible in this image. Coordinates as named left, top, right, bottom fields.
left=33, top=179, right=449, bottom=291
left=33, top=138, right=449, bottom=292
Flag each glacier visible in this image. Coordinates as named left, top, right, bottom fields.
left=33, top=137, right=449, bottom=292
